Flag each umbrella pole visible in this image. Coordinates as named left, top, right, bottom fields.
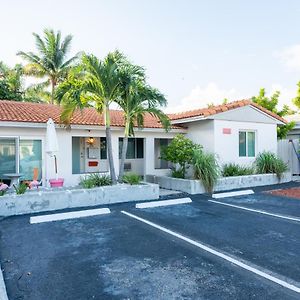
left=54, top=155, right=58, bottom=180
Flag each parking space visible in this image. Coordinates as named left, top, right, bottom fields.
left=0, top=189, right=300, bottom=299
left=209, top=192, right=300, bottom=219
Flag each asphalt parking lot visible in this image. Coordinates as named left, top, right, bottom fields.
left=0, top=187, right=300, bottom=299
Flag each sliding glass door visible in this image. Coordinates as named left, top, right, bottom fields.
left=0, top=138, right=42, bottom=181
left=0, top=138, right=18, bottom=178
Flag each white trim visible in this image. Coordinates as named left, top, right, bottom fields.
left=0, top=121, right=186, bottom=133
left=212, top=190, right=254, bottom=198
left=208, top=200, right=300, bottom=222
left=30, top=208, right=111, bottom=224
left=239, top=130, right=256, bottom=158
left=136, top=197, right=192, bottom=209
left=121, top=210, right=300, bottom=293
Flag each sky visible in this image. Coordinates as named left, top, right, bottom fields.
left=1, top=0, right=300, bottom=112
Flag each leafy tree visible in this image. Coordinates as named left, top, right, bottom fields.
left=117, top=62, right=170, bottom=181
left=161, top=134, right=202, bottom=178
left=252, top=88, right=295, bottom=139
left=293, top=81, right=300, bottom=109
left=17, top=29, right=79, bottom=104
left=0, top=62, right=24, bottom=100
left=56, top=51, right=127, bottom=184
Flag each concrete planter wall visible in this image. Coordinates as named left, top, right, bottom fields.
left=0, top=182, right=159, bottom=217
left=146, top=172, right=292, bottom=195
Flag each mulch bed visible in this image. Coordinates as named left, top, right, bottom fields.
left=268, top=187, right=300, bottom=200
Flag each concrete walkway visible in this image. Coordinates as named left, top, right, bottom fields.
left=159, top=188, right=182, bottom=196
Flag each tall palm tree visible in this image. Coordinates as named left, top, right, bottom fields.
left=56, top=51, right=126, bottom=184
left=118, top=65, right=170, bottom=180
left=17, top=29, right=79, bottom=104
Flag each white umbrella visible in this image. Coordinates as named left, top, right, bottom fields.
left=46, top=118, right=59, bottom=180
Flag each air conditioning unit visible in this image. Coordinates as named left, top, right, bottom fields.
left=124, top=162, right=132, bottom=171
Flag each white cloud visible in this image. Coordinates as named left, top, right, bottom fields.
left=166, top=82, right=297, bottom=113
left=276, top=44, right=300, bottom=71
left=268, top=84, right=297, bottom=110
left=166, top=82, right=243, bottom=113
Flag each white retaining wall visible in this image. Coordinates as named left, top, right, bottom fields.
left=146, top=173, right=292, bottom=194
left=0, top=183, right=159, bottom=216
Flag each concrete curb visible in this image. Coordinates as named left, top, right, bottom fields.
left=0, top=264, right=8, bottom=300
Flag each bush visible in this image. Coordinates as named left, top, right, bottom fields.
left=80, top=174, right=112, bottom=188
left=13, top=183, right=27, bottom=195
left=193, top=149, right=220, bottom=193
left=255, top=151, right=288, bottom=180
left=161, top=134, right=202, bottom=179
left=122, top=172, right=141, bottom=185
left=171, top=168, right=185, bottom=179
left=222, top=163, right=254, bottom=177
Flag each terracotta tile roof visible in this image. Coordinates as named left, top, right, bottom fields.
left=168, top=99, right=287, bottom=123
left=0, top=100, right=181, bottom=129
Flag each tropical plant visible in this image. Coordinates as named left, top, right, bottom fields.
left=0, top=62, right=24, bottom=100
left=222, top=163, right=254, bottom=177
left=117, top=62, right=170, bottom=181
left=13, top=183, right=28, bottom=195
left=57, top=51, right=127, bottom=184
left=252, top=88, right=295, bottom=139
left=255, top=151, right=288, bottom=179
left=122, top=172, right=141, bottom=185
left=161, top=134, right=202, bottom=179
left=17, top=29, right=79, bottom=104
left=80, top=173, right=112, bottom=188
left=193, top=149, right=220, bottom=193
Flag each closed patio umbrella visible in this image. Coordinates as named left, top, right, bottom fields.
left=46, top=118, right=59, bottom=180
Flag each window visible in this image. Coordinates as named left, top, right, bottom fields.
left=0, top=138, right=42, bottom=181
left=119, top=138, right=144, bottom=159
left=0, top=138, right=18, bottom=177
left=239, top=131, right=255, bottom=157
left=20, top=140, right=42, bottom=180
left=100, top=137, right=107, bottom=159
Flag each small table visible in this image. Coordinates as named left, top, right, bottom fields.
left=3, top=173, right=23, bottom=188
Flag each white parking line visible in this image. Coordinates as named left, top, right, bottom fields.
left=208, top=200, right=300, bottom=223
left=30, top=208, right=111, bottom=224
left=136, top=198, right=192, bottom=209
left=212, top=190, right=254, bottom=199
left=121, top=210, right=300, bottom=294
left=0, top=263, right=8, bottom=300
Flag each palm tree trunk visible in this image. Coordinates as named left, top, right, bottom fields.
left=50, top=79, right=55, bottom=104
left=119, top=124, right=129, bottom=182
left=104, top=105, right=117, bottom=184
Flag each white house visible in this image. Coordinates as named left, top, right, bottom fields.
left=0, top=99, right=285, bottom=186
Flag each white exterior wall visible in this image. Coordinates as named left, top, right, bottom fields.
left=185, top=120, right=214, bottom=152
left=0, top=124, right=183, bottom=187
left=213, top=119, right=278, bottom=166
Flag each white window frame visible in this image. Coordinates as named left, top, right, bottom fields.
left=239, top=130, right=256, bottom=158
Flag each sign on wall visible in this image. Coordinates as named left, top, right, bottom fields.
left=223, top=128, right=232, bottom=134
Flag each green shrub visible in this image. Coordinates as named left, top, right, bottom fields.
left=161, top=134, right=202, bottom=179
left=193, top=149, right=220, bottom=193
left=0, top=191, right=6, bottom=196
left=222, top=163, right=254, bottom=177
left=80, top=174, right=112, bottom=188
left=171, top=168, right=185, bottom=179
left=13, top=183, right=27, bottom=195
left=122, top=172, right=141, bottom=185
left=255, top=151, right=288, bottom=180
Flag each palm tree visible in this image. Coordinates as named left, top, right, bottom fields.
left=118, top=64, right=170, bottom=181
left=56, top=51, right=127, bottom=184
left=17, top=29, right=79, bottom=104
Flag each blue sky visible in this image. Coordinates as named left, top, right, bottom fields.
left=1, top=0, right=300, bottom=111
